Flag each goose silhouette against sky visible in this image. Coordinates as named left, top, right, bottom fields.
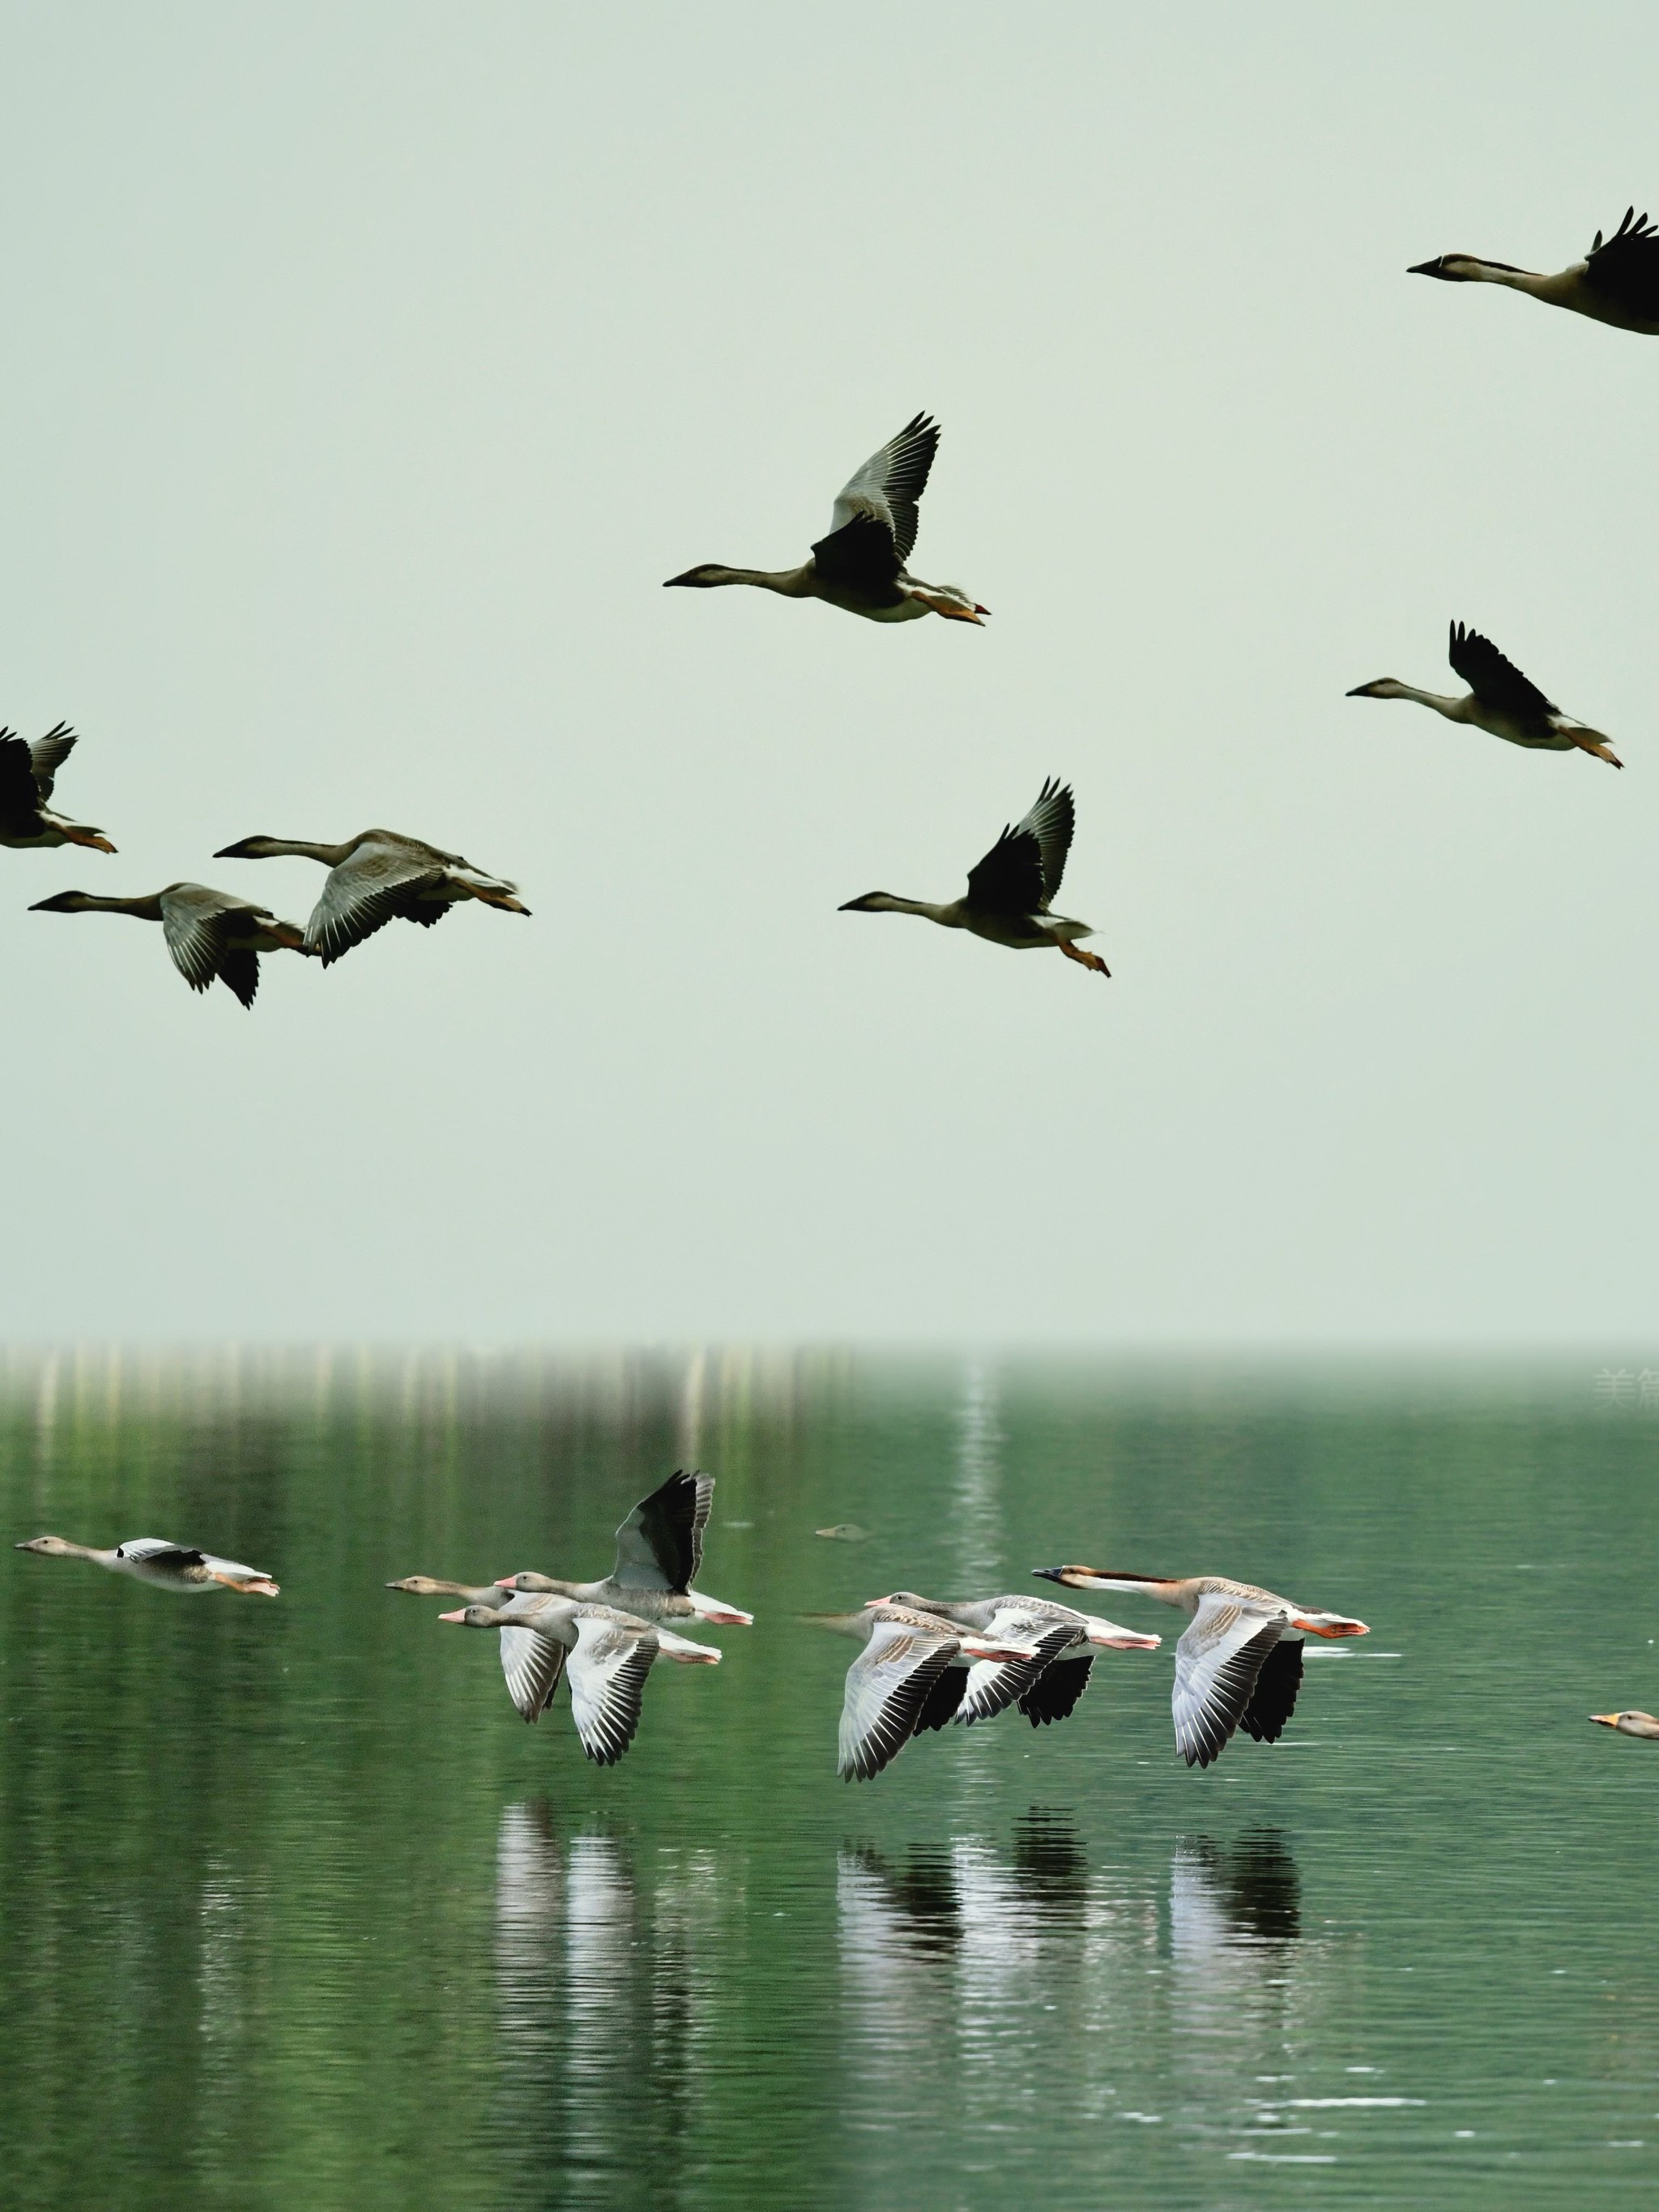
left=16, top=1534, right=279, bottom=1595
left=494, top=1469, right=753, bottom=1626
left=664, top=412, right=987, bottom=625
left=1410, top=207, right=1659, bottom=335
left=868, top=1591, right=1160, bottom=1727
left=805, top=1603, right=1053, bottom=1780
left=213, top=828, right=528, bottom=966
left=30, top=883, right=311, bottom=1006
left=1034, top=1569, right=1367, bottom=1768
left=839, top=777, right=1108, bottom=975
left=1347, top=622, right=1621, bottom=767
left=0, top=724, right=114, bottom=855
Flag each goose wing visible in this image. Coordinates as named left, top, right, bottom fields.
left=28, top=722, right=77, bottom=801
left=965, top=778, right=1075, bottom=916
left=1448, top=622, right=1556, bottom=718
left=1583, top=207, right=1659, bottom=318
left=115, top=1539, right=207, bottom=1569
left=1172, top=1595, right=1285, bottom=1768
left=500, top=1625, right=565, bottom=1723
left=0, top=732, right=46, bottom=833
left=956, top=1616, right=1079, bottom=1725
left=305, top=839, right=450, bottom=966
left=809, top=510, right=903, bottom=596
left=839, top=1619, right=959, bottom=1780
left=827, top=412, right=940, bottom=566
left=158, top=884, right=242, bottom=995
left=566, top=1612, right=659, bottom=1765
left=1017, top=1656, right=1094, bottom=1728
left=1239, top=1636, right=1303, bottom=1744
left=612, top=1470, right=712, bottom=1595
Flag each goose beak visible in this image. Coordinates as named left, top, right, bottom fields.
left=1589, top=1713, right=1620, bottom=1728
left=1291, top=1616, right=1369, bottom=1638
left=1100, top=1632, right=1162, bottom=1650
left=437, top=1608, right=467, bottom=1622
left=1407, top=258, right=1444, bottom=276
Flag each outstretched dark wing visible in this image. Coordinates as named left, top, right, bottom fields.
left=612, top=1470, right=713, bottom=1595
left=827, top=412, right=940, bottom=566
left=810, top=511, right=903, bottom=596
left=912, top=1665, right=969, bottom=1733
left=28, top=722, right=77, bottom=801
left=218, top=947, right=260, bottom=1009
left=1448, top=622, right=1556, bottom=718
left=0, top=733, right=46, bottom=833
left=1583, top=207, right=1659, bottom=319
left=965, top=778, right=1075, bottom=916
left=1238, top=1638, right=1303, bottom=1744
left=1017, top=1657, right=1094, bottom=1728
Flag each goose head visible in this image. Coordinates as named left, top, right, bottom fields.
left=28, top=890, right=98, bottom=913
left=14, top=1534, right=79, bottom=1556
left=1346, top=679, right=1410, bottom=700
left=213, top=835, right=287, bottom=860
left=495, top=1572, right=559, bottom=1594
left=663, top=564, right=735, bottom=588
left=1590, top=1710, right=1659, bottom=1740
left=838, top=891, right=905, bottom=913
left=1408, top=253, right=1522, bottom=282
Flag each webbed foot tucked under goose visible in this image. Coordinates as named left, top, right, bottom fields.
left=805, top=1604, right=1049, bottom=1780
left=212, top=828, right=528, bottom=966
left=29, top=884, right=311, bottom=1005
left=839, top=777, right=1108, bottom=973
left=664, top=412, right=987, bottom=626
left=1347, top=622, right=1621, bottom=767
left=1410, top=207, right=1659, bottom=335
left=868, top=1591, right=1160, bottom=1728
left=16, top=1534, right=279, bottom=1595
left=0, top=724, right=115, bottom=854
left=493, top=1469, right=753, bottom=1627
left=1034, top=1569, right=1367, bottom=1769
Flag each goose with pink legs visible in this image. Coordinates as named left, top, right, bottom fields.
left=494, top=1470, right=753, bottom=1629
left=15, top=1534, right=279, bottom=1596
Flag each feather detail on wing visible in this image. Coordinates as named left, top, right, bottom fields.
left=965, top=778, right=1075, bottom=916
left=1584, top=207, right=1659, bottom=318
left=839, top=1621, right=959, bottom=1780
left=159, top=885, right=237, bottom=994
left=115, top=1539, right=207, bottom=1569
left=305, top=843, right=452, bottom=966
left=1017, top=1656, right=1094, bottom=1728
left=1172, top=1598, right=1286, bottom=1768
left=955, top=1621, right=1079, bottom=1724
left=612, top=1470, right=713, bottom=1594
left=28, top=722, right=77, bottom=801
left=1448, top=622, right=1556, bottom=719
left=1238, top=1636, right=1304, bottom=1744
left=567, top=1613, right=659, bottom=1766
left=500, top=1625, right=565, bottom=1723
left=828, top=412, right=940, bottom=566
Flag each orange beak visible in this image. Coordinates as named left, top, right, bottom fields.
left=1589, top=1713, right=1621, bottom=1728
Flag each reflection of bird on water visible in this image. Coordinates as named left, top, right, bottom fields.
left=840, top=1845, right=964, bottom=1954
left=1008, top=1811, right=1090, bottom=1929
left=1590, top=1710, right=1659, bottom=1740
left=495, top=1469, right=753, bottom=1627
left=1171, top=1833, right=1301, bottom=1948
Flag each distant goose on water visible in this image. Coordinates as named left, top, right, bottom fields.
left=16, top=1534, right=279, bottom=1595
left=0, top=724, right=115, bottom=854
left=441, top=1594, right=719, bottom=1764
left=495, top=1469, right=753, bottom=1626
left=29, top=883, right=311, bottom=1005
left=804, top=1604, right=1052, bottom=1780
left=664, top=412, right=987, bottom=625
left=868, top=1591, right=1161, bottom=1727
left=1410, top=207, right=1659, bottom=335
left=1590, top=1710, right=1659, bottom=1740
left=839, top=777, right=1108, bottom=975
left=1347, top=623, right=1621, bottom=768
left=213, top=828, right=528, bottom=966
left=1034, top=1569, right=1367, bottom=1769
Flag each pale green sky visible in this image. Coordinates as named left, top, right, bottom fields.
left=5, top=3, right=1657, bottom=1344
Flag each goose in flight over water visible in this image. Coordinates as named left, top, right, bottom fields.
left=868, top=1591, right=1160, bottom=1728
left=213, top=829, right=528, bottom=966
left=664, top=412, right=987, bottom=625
left=494, top=1469, right=753, bottom=1626
left=1590, top=1710, right=1659, bottom=1740
left=440, top=1594, right=719, bottom=1764
left=839, top=777, right=1108, bottom=973
left=0, top=724, right=115, bottom=854
left=805, top=1603, right=1051, bottom=1779
left=1347, top=623, right=1621, bottom=767
left=30, top=883, right=311, bottom=1005
left=1034, top=1569, right=1367, bottom=1768
left=16, top=1534, right=279, bottom=1595
left=1410, top=207, right=1659, bottom=335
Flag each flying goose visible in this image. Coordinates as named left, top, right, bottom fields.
left=494, top=1470, right=753, bottom=1626
left=664, top=412, right=987, bottom=625
left=1410, top=207, right=1659, bottom=335
left=16, top=1533, right=279, bottom=1595
left=1589, top=1710, right=1659, bottom=1740
left=1034, top=1569, right=1367, bottom=1768
left=0, top=724, right=114, bottom=854
left=387, top=1574, right=562, bottom=1726
left=1347, top=622, right=1621, bottom=767
left=212, top=829, right=528, bottom=966
left=868, top=1591, right=1160, bottom=1727
left=440, top=1595, right=719, bottom=1764
left=805, top=1603, right=1047, bottom=1780
left=29, top=884, right=311, bottom=1005
left=839, top=777, right=1108, bottom=973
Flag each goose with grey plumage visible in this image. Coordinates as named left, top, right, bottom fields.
left=0, top=724, right=115, bottom=855
left=839, top=777, right=1109, bottom=974
left=866, top=1591, right=1161, bottom=1728
left=212, top=827, right=528, bottom=966
left=1410, top=206, right=1659, bottom=335
left=16, top=1534, right=279, bottom=1595
left=804, top=1604, right=1054, bottom=1780
left=664, top=412, right=987, bottom=625
left=29, top=883, right=311, bottom=1006
left=493, top=1469, right=753, bottom=1627
left=1347, top=622, right=1621, bottom=767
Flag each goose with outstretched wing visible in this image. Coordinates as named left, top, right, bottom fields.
left=0, top=724, right=115, bottom=855
left=16, top=1533, right=279, bottom=1595
left=665, top=412, right=987, bottom=625
left=840, top=777, right=1109, bottom=974
left=868, top=1591, right=1159, bottom=1728
left=493, top=1469, right=753, bottom=1626
left=1348, top=621, right=1621, bottom=767
left=1410, top=206, right=1659, bottom=335
left=213, top=827, right=528, bottom=967
left=805, top=1604, right=1045, bottom=1780
left=30, top=882, right=312, bottom=1005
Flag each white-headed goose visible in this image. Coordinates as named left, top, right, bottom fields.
left=664, top=412, right=986, bottom=625
left=16, top=1533, right=279, bottom=1595
left=212, top=829, right=528, bottom=966
left=1410, top=207, right=1659, bottom=335
left=0, top=724, right=114, bottom=855
left=839, top=777, right=1108, bottom=974
left=805, top=1603, right=1044, bottom=1780
left=441, top=1594, right=718, bottom=1764
left=29, top=884, right=311, bottom=1005
left=1348, top=622, right=1621, bottom=767
left=868, top=1591, right=1159, bottom=1727
left=1034, top=1569, right=1367, bottom=1769
left=1589, top=1710, right=1659, bottom=1740
left=494, top=1469, right=753, bottom=1627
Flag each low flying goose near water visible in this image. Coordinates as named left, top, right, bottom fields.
left=1034, top=1569, right=1367, bottom=1769
left=806, top=1604, right=1051, bottom=1779
left=664, top=412, right=987, bottom=625
left=1348, top=623, right=1621, bottom=768
left=840, top=777, right=1108, bottom=974
left=1589, top=1710, right=1659, bottom=1741
left=495, top=1470, right=753, bottom=1627
left=0, top=724, right=114, bottom=854
left=869, top=1592, right=1160, bottom=1727
left=16, top=1534, right=279, bottom=1595
left=30, top=883, right=310, bottom=1005
left=1410, top=207, right=1659, bottom=335
left=213, top=829, right=528, bottom=966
